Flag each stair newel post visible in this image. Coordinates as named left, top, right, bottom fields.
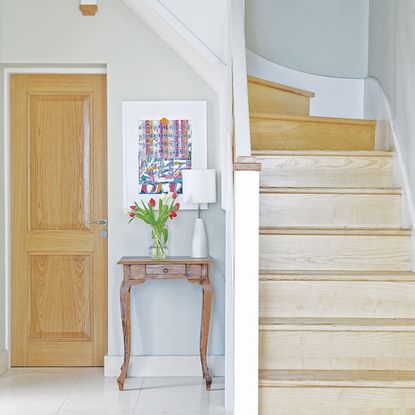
left=233, top=157, right=261, bottom=415
left=230, top=0, right=259, bottom=412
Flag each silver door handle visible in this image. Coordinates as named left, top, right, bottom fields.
left=84, top=218, right=108, bottom=226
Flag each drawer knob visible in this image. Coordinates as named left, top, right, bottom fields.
left=163, top=268, right=168, bottom=274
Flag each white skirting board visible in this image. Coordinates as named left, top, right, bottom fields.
left=364, top=77, right=415, bottom=270
left=104, top=355, right=225, bottom=377
left=246, top=49, right=365, bottom=120
left=0, top=350, right=9, bottom=375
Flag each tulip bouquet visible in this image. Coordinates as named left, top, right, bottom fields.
left=127, top=192, right=180, bottom=259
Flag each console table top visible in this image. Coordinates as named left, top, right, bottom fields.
left=118, top=256, right=213, bottom=265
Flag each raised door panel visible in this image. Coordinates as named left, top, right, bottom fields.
left=29, top=255, right=92, bottom=340
left=29, top=94, right=92, bottom=231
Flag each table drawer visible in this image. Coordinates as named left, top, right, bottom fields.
left=145, top=264, right=186, bottom=277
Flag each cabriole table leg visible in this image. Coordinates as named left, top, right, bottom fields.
left=200, top=277, right=212, bottom=390
left=117, top=280, right=131, bottom=391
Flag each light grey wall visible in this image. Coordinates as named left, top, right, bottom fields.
left=368, top=0, right=396, bottom=107
left=246, top=0, right=370, bottom=78
left=368, top=0, right=415, bottom=205
left=0, top=0, right=225, bottom=358
left=0, top=64, right=5, bottom=356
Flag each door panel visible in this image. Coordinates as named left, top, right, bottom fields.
left=29, top=255, right=92, bottom=340
left=29, top=94, right=91, bottom=231
left=11, top=74, right=107, bottom=366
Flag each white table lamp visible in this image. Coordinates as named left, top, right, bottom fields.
left=182, top=169, right=216, bottom=258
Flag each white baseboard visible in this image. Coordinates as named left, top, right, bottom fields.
left=365, top=78, right=415, bottom=270
left=0, top=350, right=9, bottom=375
left=104, top=355, right=225, bottom=377
left=246, top=49, right=366, bottom=119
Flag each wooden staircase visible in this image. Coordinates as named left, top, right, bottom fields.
left=249, top=75, right=415, bottom=414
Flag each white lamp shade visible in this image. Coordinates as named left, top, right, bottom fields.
left=182, top=169, right=216, bottom=204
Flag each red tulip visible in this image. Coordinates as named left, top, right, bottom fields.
left=129, top=212, right=135, bottom=218
left=169, top=211, right=177, bottom=219
left=172, top=192, right=177, bottom=200
left=130, top=205, right=136, bottom=210
left=173, top=203, right=180, bottom=211
left=149, top=198, right=156, bottom=207
left=169, top=183, right=175, bottom=192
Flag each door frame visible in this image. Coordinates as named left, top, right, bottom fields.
left=3, top=66, right=108, bottom=367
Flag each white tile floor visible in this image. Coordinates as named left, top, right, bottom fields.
left=0, top=368, right=227, bottom=415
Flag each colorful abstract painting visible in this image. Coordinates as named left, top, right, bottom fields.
left=138, top=118, right=192, bottom=194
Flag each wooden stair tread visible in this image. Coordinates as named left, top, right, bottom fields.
left=251, top=113, right=376, bottom=151
left=248, top=75, right=315, bottom=98
left=259, top=369, right=415, bottom=387
left=259, top=317, right=415, bottom=331
left=248, top=76, right=312, bottom=117
left=253, top=149, right=393, bottom=157
left=260, top=227, right=411, bottom=236
left=251, top=113, right=376, bottom=126
left=260, top=234, right=411, bottom=271
left=260, top=189, right=401, bottom=228
left=258, top=151, right=395, bottom=188
left=259, top=270, right=415, bottom=281
left=260, top=187, right=400, bottom=195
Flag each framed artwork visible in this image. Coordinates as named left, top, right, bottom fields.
left=123, top=101, right=207, bottom=210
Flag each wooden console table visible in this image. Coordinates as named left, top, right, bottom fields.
left=117, top=256, right=213, bottom=391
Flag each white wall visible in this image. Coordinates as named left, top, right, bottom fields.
left=0, top=64, right=6, bottom=372
left=0, top=0, right=225, bottom=366
left=159, top=0, right=227, bottom=64
left=368, top=0, right=415, bottom=208
left=246, top=0, right=370, bottom=78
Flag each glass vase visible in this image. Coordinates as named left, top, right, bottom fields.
left=149, top=227, right=168, bottom=259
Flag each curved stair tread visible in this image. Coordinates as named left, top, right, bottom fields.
left=253, top=149, right=393, bottom=157
left=259, top=317, right=415, bottom=332
left=248, top=75, right=315, bottom=98
left=259, top=227, right=411, bottom=236
left=259, top=270, right=415, bottom=281
left=250, top=112, right=376, bottom=125
left=259, top=187, right=401, bottom=195
left=259, top=369, right=415, bottom=388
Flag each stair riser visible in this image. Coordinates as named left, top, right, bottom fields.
left=260, top=235, right=411, bottom=271
left=260, top=281, right=415, bottom=319
left=260, top=330, right=415, bottom=371
left=260, top=388, right=415, bottom=414
left=259, top=155, right=394, bottom=188
left=251, top=118, right=375, bottom=151
left=260, top=193, right=401, bottom=228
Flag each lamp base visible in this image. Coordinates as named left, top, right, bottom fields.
left=191, top=218, right=209, bottom=258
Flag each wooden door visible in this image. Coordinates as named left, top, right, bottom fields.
left=10, top=74, right=108, bottom=366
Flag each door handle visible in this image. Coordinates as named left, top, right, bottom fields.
left=84, top=218, right=108, bottom=226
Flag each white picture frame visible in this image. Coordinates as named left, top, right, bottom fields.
left=122, top=101, right=207, bottom=210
